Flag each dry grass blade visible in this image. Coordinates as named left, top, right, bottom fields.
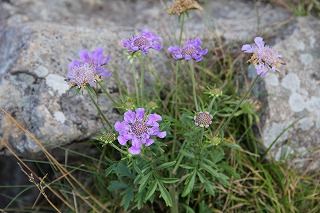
left=0, top=107, right=110, bottom=213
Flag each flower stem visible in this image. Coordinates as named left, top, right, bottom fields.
left=172, top=139, right=188, bottom=174
left=87, top=89, right=113, bottom=130
left=131, top=56, right=140, bottom=106
left=178, top=13, right=185, bottom=46
left=217, top=75, right=260, bottom=136
left=170, top=186, right=179, bottom=213
left=110, top=142, right=127, bottom=155
left=139, top=54, right=145, bottom=104
left=171, top=61, right=180, bottom=161
left=207, top=97, right=216, bottom=112
left=97, top=81, right=119, bottom=108
left=189, top=60, right=199, bottom=111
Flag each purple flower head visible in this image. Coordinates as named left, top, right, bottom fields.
left=168, top=38, right=208, bottom=62
left=242, top=37, right=285, bottom=77
left=66, top=48, right=112, bottom=89
left=194, top=112, right=213, bottom=128
left=114, top=108, right=166, bottom=155
left=121, top=29, right=163, bottom=54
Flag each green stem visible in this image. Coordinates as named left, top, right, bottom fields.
left=110, top=142, right=127, bottom=155
left=189, top=61, right=198, bottom=111
left=172, top=138, right=188, bottom=174
left=97, top=81, right=119, bottom=107
left=178, top=13, right=185, bottom=46
left=139, top=54, right=145, bottom=104
left=171, top=61, right=180, bottom=161
left=217, top=75, right=260, bottom=136
left=87, top=89, right=113, bottom=130
left=207, top=96, right=216, bottom=112
left=131, top=56, right=140, bottom=106
left=170, top=186, right=179, bottom=213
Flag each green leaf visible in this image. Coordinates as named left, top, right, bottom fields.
left=107, top=180, right=127, bottom=191
left=197, top=170, right=207, bottom=183
left=200, top=162, right=219, bottom=178
left=217, top=173, right=230, bottom=187
left=158, top=182, right=173, bottom=206
left=222, top=142, right=242, bottom=150
left=181, top=204, right=196, bottom=213
left=141, top=165, right=151, bottom=174
left=138, top=171, right=153, bottom=193
left=153, top=156, right=165, bottom=164
left=203, top=158, right=217, bottom=168
left=220, top=163, right=240, bottom=178
left=180, top=163, right=197, bottom=170
left=105, top=164, right=116, bottom=177
left=209, top=149, right=224, bottom=164
left=117, top=161, right=135, bottom=179
left=121, top=185, right=134, bottom=210
left=234, top=110, right=244, bottom=117
left=136, top=188, right=146, bottom=209
left=158, top=177, right=179, bottom=184
left=181, top=170, right=196, bottom=197
left=145, top=180, right=158, bottom=201
left=133, top=161, right=143, bottom=176
left=154, top=161, right=176, bottom=170
left=203, top=181, right=215, bottom=196
left=180, top=149, right=195, bottom=158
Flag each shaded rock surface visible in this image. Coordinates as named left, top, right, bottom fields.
left=0, top=0, right=291, bottom=156
left=262, top=16, right=320, bottom=172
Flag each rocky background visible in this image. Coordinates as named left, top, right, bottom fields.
left=0, top=0, right=319, bottom=209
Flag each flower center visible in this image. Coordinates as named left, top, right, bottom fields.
left=194, top=112, right=213, bottom=128
left=70, top=62, right=96, bottom=87
left=133, top=37, right=149, bottom=48
left=182, top=47, right=196, bottom=56
left=254, top=46, right=281, bottom=68
left=131, top=121, right=148, bottom=136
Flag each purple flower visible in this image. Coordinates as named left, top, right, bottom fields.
left=194, top=112, right=213, bottom=128
left=168, top=38, right=208, bottom=62
left=242, top=37, right=284, bottom=77
left=114, top=108, right=166, bottom=155
left=66, top=48, right=112, bottom=89
left=121, top=29, right=163, bottom=54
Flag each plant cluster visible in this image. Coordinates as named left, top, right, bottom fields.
left=63, top=0, right=285, bottom=211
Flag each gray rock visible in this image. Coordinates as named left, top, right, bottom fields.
left=262, top=16, right=320, bottom=171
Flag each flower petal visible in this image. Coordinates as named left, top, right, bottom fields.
left=145, top=138, right=154, bottom=147
left=156, top=131, right=166, bottom=138
left=146, top=113, right=162, bottom=122
left=132, top=136, right=142, bottom=148
left=254, top=37, right=265, bottom=48
left=79, top=50, right=90, bottom=62
left=241, top=44, right=254, bottom=53
left=68, top=60, right=81, bottom=70
left=135, top=108, right=145, bottom=121
left=114, top=121, right=129, bottom=132
left=118, top=135, right=129, bottom=145
left=124, top=110, right=136, bottom=123
left=128, top=146, right=141, bottom=155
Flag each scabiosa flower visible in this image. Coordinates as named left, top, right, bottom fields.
left=168, top=38, right=208, bottom=62
left=242, top=37, right=285, bottom=77
left=66, top=48, right=112, bottom=89
left=99, top=132, right=116, bottom=147
left=114, top=108, right=166, bottom=155
left=121, top=29, right=163, bottom=54
left=167, top=0, right=203, bottom=16
left=194, top=111, right=213, bottom=128
left=206, top=136, right=222, bottom=146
